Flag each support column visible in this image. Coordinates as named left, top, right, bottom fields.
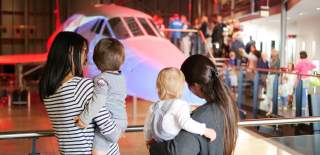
left=295, top=78, right=303, bottom=117
left=188, top=0, right=192, bottom=23
left=132, top=96, right=137, bottom=120
left=253, top=72, right=260, bottom=118
left=197, top=0, right=202, bottom=17
left=0, top=0, right=2, bottom=53
left=237, top=61, right=244, bottom=109
left=213, top=0, right=218, bottom=15
left=231, top=0, right=235, bottom=17
left=15, top=64, right=23, bottom=90
left=280, top=0, right=288, bottom=66
left=272, top=74, right=280, bottom=115
left=24, top=0, right=29, bottom=54
left=311, top=86, right=320, bottom=133
left=250, top=0, right=255, bottom=14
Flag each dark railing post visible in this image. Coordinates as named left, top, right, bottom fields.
left=272, top=73, right=280, bottom=115
left=295, top=76, right=303, bottom=117
left=253, top=71, right=260, bottom=118
left=237, top=64, right=244, bottom=109
left=29, top=137, right=40, bottom=155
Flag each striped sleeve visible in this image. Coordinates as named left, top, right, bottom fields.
left=93, top=107, right=122, bottom=143
left=107, top=143, right=120, bottom=155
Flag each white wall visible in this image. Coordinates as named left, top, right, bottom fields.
left=242, top=16, right=281, bottom=58
left=290, top=15, right=320, bottom=61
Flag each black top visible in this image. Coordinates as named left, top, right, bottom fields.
left=150, top=103, right=225, bottom=155
left=200, top=22, right=209, bottom=38
left=212, top=23, right=226, bottom=43
left=257, top=59, right=269, bottom=75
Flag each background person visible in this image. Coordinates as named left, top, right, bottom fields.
left=169, top=13, right=183, bottom=48
left=295, top=51, right=316, bottom=116
left=212, top=15, right=226, bottom=57
left=180, top=15, right=192, bottom=57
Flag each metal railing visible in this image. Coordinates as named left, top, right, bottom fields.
left=238, top=116, right=320, bottom=126
left=0, top=130, right=54, bottom=140
left=2, top=116, right=320, bottom=140
left=1, top=117, right=320, bottom=154
left=222, top=63, right=320, bottom=118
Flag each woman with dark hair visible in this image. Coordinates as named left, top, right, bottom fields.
left=150, top=54, right=239, bottom=155
left=39, top=31, right=121, bottom=154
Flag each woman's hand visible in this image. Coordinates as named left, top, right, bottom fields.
left=146, top=139, right=156, bottom=149
left=191, top=105, right=199, bottom=111
left=203, top=128, right=216, bottom=142
left=74, top=116, right=87, bottom=128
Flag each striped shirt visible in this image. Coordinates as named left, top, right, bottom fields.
left=43, top=77, right=120, bottom=155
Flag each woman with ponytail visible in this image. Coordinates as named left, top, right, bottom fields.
left=149, top=54, right=239, bottom=155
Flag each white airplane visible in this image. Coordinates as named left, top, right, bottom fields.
left=49, top=4, right=205, bottom=104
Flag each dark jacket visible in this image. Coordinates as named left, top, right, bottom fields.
left=212, top=23, right=225, bottom=43
left=200, top=22, right=209, bottom=38
left=257, top=59, right=269, bottom=77
left=230, top=39, right=245, bottom=58
left=150, top=103, right=225, bottom=155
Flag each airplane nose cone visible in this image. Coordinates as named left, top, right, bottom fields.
left=120, top=37, right=205, bottom=104
left=123, top=37, right=186, bottom=69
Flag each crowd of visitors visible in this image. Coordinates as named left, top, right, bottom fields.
left=153, top=13, right=244, bottom=59
left=152, top=13, right=319, bottom=116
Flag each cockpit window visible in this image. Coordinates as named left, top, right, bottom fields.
left=124, top=17, right=143, bottom=36
left=95, top=20, right=104, bottom=34
left=148, top=19, right=162, bottom=37
left=102, top=24, right=111, bottom=37
left=90, top=19, right=104, bottom=34
left=108, top=18, right=130, bottom=39
left=138, top=18, right=156, bottom=36
left=90, top=20, right=100, bottom=32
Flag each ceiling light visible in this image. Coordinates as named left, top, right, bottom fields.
left=317, top=8, right=320, bottom=11
left=299, top=12, right=304, bottom=16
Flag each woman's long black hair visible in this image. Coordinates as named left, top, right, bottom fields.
left=181, top=54, right=239, bottom=155
left=39, top=32, right=88, bottom=100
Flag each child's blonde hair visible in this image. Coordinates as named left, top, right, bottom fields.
left=156, top=67, right=185, bottom=100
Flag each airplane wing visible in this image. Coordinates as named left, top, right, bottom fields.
left=0, top=53, right=47, bottom=65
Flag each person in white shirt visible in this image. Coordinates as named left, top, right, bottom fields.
left=143, top=67, right=216, bottom=147
left=279, top=76, right=290, bottom=110
left=286, top=63, right=297, bottom=109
